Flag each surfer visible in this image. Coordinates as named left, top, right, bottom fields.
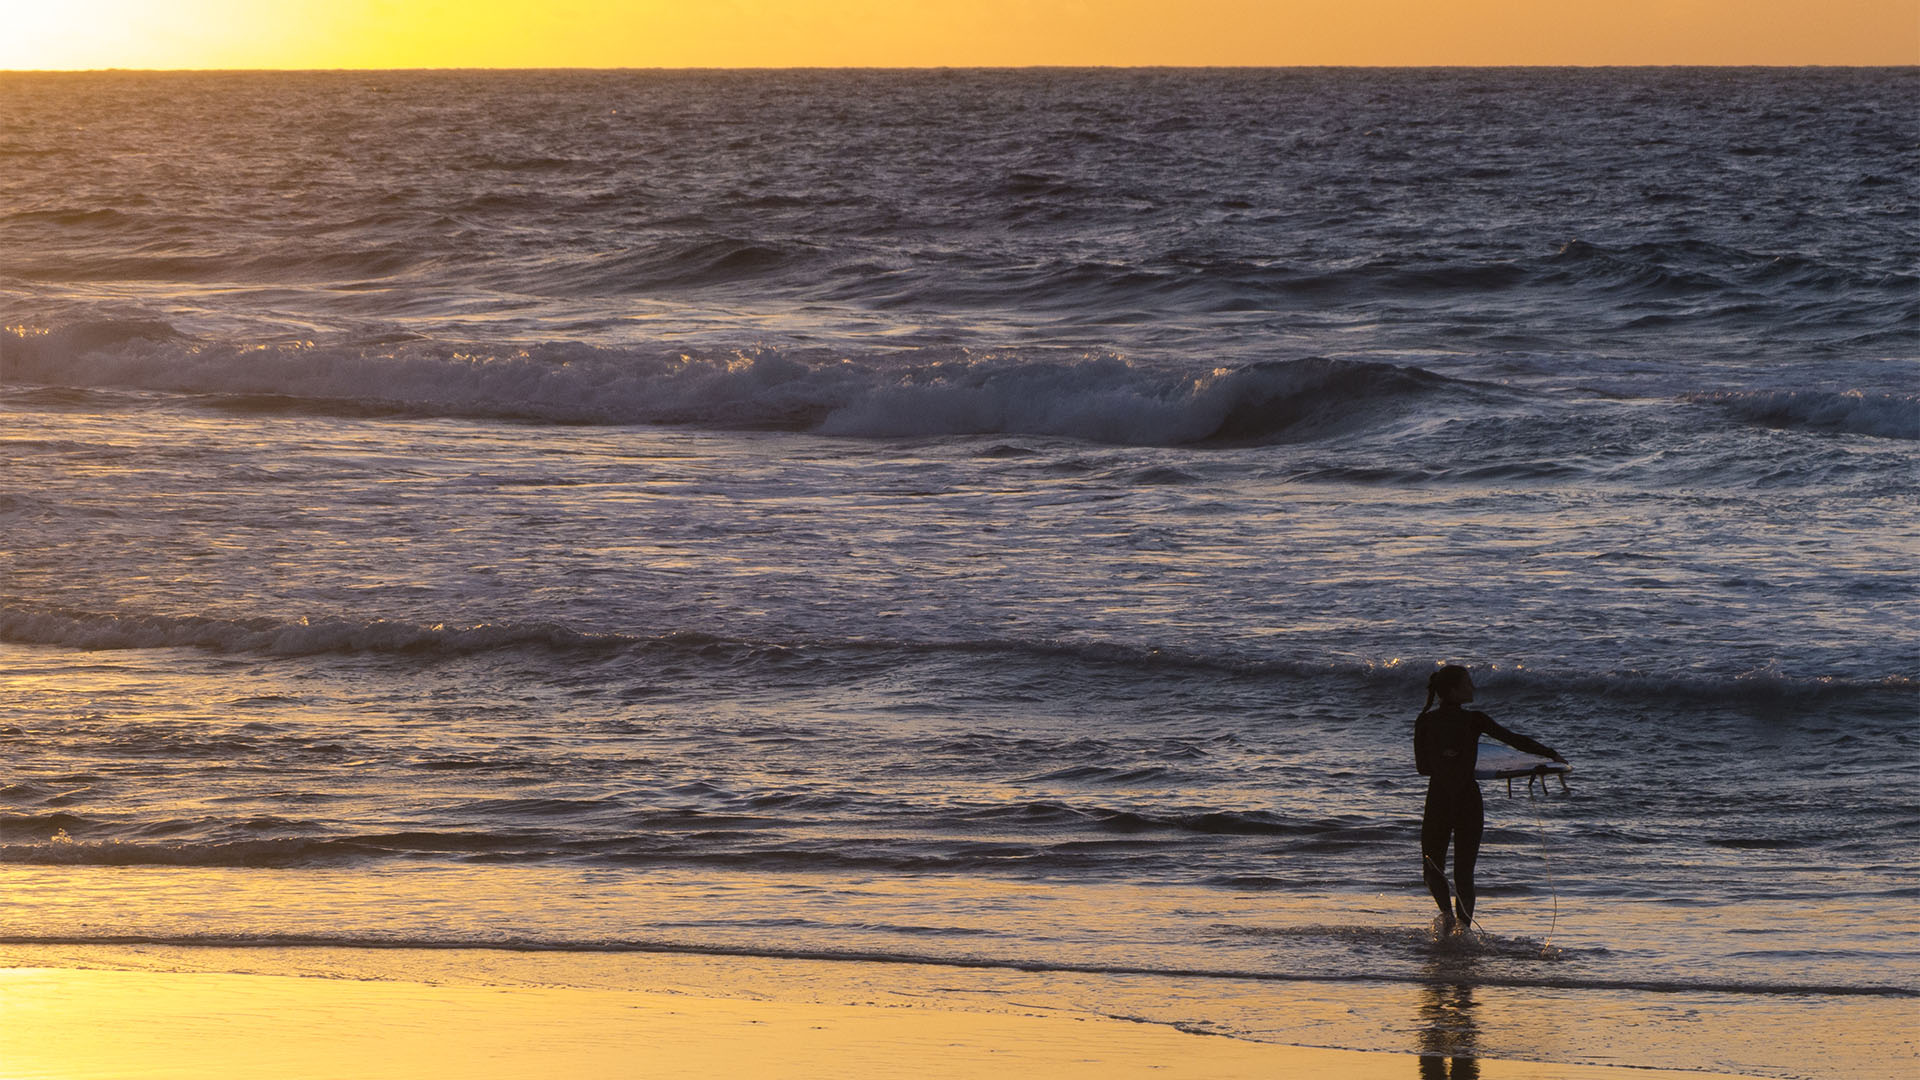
left=1415, top=665, right=1564, bottom=933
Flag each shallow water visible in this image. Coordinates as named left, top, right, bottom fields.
left=1, top=68, right=1915, bottom=1078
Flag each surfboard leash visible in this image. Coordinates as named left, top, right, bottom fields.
left=1421, top=851, right=1483, bottom=940
left=1424, top=805, right=1559, bottom=952
left=1530, top=788, right=1560, bottom=954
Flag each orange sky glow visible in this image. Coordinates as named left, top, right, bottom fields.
left=0, top=0, right=1915, bottom=70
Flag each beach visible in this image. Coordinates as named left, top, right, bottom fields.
left=0, top=945, right=1803, bottom=1080
left=1, top=68, right=1914, bottom=1080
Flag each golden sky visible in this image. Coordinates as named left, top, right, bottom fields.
left=1, top=0, right=1915, bottom=70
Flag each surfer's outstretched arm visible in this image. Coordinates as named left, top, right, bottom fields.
left=1478, top=715, right=1564, bottom=762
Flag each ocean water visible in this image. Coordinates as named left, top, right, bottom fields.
left=1, top=68, right=1915, bottom=1077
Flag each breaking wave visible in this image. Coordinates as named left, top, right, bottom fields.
left=1, top=323, right=1462, bottom=446
left=1685, top=389, right=1920, bottom=440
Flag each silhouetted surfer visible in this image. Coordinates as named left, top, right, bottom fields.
left=1414, top=665, right=1564, bottom=933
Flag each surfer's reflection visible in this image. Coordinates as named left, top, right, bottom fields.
left=1416, top=979, right=1480, bottom=1080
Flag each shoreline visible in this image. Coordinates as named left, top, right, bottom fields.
left=1, top=931, right=1905, bottom=1000
left=0, top=946, right=1783, bottom=1080
left=0, top=867, right=1907, bottom=1078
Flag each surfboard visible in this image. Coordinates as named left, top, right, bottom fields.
left=1474, top=748, right=1571, bottom=794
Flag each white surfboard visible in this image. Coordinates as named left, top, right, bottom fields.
left=1474, top=747, right=1571, bottom=793
left=1474, top=749, right=1568, bottom=779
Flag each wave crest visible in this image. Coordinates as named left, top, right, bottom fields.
left=1685, top=389, right=1920, bottom=440
left=2, top=323, right=1458, bottom=446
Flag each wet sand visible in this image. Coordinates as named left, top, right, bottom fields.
left=0, top=958, right=1772, bottom=1080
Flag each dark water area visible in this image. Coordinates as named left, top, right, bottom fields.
left=0, top=68, right=1916, bottom=1078
left=3, top=69, right=1915, bottom=373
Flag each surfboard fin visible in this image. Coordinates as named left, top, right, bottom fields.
left=1505, top=764, right=1570, bottom=797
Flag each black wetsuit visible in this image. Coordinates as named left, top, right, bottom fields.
left=1414, top=705, right=1556, bottom=922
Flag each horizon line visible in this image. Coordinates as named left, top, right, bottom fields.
left=5, top=62, right=1916, bottom=74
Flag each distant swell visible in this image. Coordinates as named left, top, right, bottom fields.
left=0, top=933, right=1908, bottom=999
left=1, top=324, right=1459, bottom=446
left=0, top=604, right=635, bottom=657
left=1685, top=389, right=1920, bottom=440
left=2, top=603, right=1908, bottom=705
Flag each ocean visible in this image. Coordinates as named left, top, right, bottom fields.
left=1, top=68, right=1914, bottom=1078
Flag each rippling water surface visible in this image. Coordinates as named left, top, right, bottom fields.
left=1, top=69, right=1915, bottom=1078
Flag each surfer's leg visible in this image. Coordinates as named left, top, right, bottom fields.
left=1420, top=787, right=1453, bottom=914
left=1453, top=785, right=1485, bottom=923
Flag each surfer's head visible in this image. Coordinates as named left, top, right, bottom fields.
left=1425, top=665, right=1474, bottom=710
